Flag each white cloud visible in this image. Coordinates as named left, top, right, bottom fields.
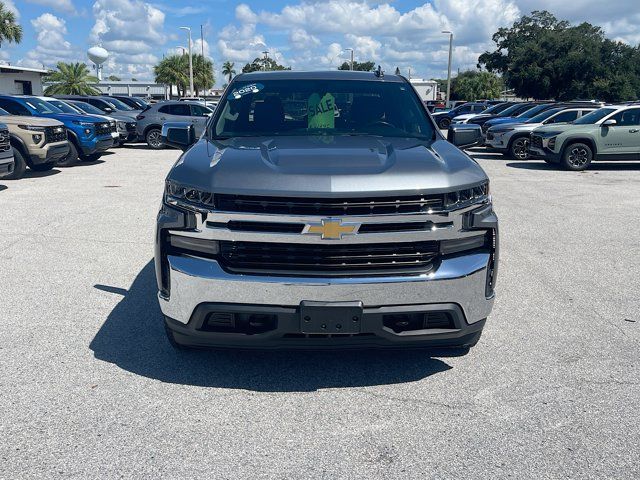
left=2, top=0, right=19, bottom=18
left=20, top=13, right=78, bottom=69
left=25, top=0, right=77, bottom=15
left=90, top=0, right=168, bottom=79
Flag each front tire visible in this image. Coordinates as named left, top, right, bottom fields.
left=57, top=141, right=79, bottom=167
left=438, top=118, right=451, bottom=129
left=4, top=149, right=27, bottom=180
left=509, top=136, right=530, bottom=160
left=562, top=142, right=593, bottom=171
left=146, top=128, right=163, bottom=150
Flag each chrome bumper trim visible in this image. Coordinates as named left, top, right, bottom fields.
left=158, top=251, right=494, bottom=325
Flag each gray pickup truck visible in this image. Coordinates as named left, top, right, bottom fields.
left=155, top=70, right=498, bottom=350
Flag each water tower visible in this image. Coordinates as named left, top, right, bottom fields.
left=87, top=46, right=109, bottom=81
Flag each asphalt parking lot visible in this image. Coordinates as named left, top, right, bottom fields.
left=0, top=145, right=638, bottom=479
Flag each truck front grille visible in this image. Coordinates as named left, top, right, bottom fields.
left=96, top=122, right=112, bottom=136
left=215, top=194, right=444, bottom=215
left=218, top=240, right=439, bottom=276
left=0, top=129, right=9, bottom=151
left=44, top=126, right=67, bottom=144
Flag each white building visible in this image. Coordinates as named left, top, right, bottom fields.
left=409, top=78, right=440, bottom=102
left=0, top=65, right=48, bottom=95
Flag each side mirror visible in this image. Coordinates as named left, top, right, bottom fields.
left=602, top=119, right=617, bottom=127
left=161, top=122, right=196, bottom=151
left=447, top=124, right=483, bottom=149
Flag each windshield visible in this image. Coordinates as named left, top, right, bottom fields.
left=71, top=101, right=104, bottom=115
left=497, top=103, right=530, bottom=118
left=573, top=108, right=615, bottom=125
left=128, top=97, right=148, bottom=109
left=526, top=108, right=563, bottom=124
left=24, top=98, right=63, bottom=114
left=482, top=103, right=510, bottom=115
left=213, top=79, right=435, bottom=140
left=45, top=99, right=79, bottom=114
left=103, top=97, right=134, bottom=111
left=0, top=108, right=8, bottom=116
left=516, top=104, right=552, bottom=119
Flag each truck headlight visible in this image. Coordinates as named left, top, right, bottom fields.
left=444, top=182, right=490, bottom=209
left=164, top=180, right=215, bottom=210
left=18, top=124, right=45, bottom=132
left=72, top=121, right=95, bottom=127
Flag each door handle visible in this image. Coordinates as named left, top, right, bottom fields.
left=629, top=129, right=639, bottom=133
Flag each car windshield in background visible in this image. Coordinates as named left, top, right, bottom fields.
left=516, top=104, right=551, bottom=119
left=497, top=103, right=529, bottom=117
left=213, top=79, right=435, bottom=140
left=71, top=101, right=104, bottom=115
left=46, top=100, right=79, bottom=114
left=25, top=98, right=63, bottom=114
left=526, top=108, right=563, bottom=123
left=573, top=108, right=615, bottom=124
left=104, top=98, right=134, bottom=111
left=483, top=103, right=510, bottom=114
left=0, top=108, right=9, bottom=116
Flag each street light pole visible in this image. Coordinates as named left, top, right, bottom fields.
left=442, top=30, right=453, bottom=108
left=180, top=27, right=194, bottom=98
left=344, top=48, right=354, bottom=70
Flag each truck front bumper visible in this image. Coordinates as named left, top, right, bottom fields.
left=30, top=142, right=69, bottom=165
left=159, top=251, right=494, bottom=349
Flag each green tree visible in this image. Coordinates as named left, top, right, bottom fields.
left=242, top=56, right=290, bottom=73
left=338, top=61, right=375, bottom=71
left=222, top=61, right=236, bottom=83
left=0, top=2, right=22, bottom=47
left=478, top=10, right=640, bottom=102
left=450, top=70, right=503, bottom=100
left=44, top=62, right=100, bottom=95
left=192, top=54, right=214, bottom=95
left=154, top=54, right=189, bottom=97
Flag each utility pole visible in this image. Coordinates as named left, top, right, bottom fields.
left=442, top=30, right=453, bottom=108
left=201, top=25, right=205, bottom=101
left=180, top=26, right=194, bottom=98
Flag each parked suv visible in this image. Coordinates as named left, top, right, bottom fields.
left=111, top=95, right=149, bottom=111
left=136, top=101, right=212, bottom=149
left=529, top=105, right=640, bottom=170
left=0, top=122, right=14, bottom=178
left=432, top=102, right=487, bottom=129
left=155, top=70, right=498, bottom=349
left=63, top=99, right=136, bottom=145
left=0, top=95, right=112, bottom=165
left=0, top=107, right=68, bottom=179
left=55, top=95, right=141, bottom=119
left=486, top=106, right=597, bottom=159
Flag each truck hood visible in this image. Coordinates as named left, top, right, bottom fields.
left=169, top=135, right=488, bottom=197
left=0, top=115, right=64, bottom=127
left=112, top=110, right=139, bottom=120
left=35, top=112, right=109, bottom=124
left=485, top=117, right=521, bottom=127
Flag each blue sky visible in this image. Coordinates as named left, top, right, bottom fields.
left=2, top=0, right=639, bottom=86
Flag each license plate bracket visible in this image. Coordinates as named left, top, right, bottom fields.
left=299, top=301, right=363, bottom=334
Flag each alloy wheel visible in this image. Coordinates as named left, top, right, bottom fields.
left=568, top=146, right=589, bottom=168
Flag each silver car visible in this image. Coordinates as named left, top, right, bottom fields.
left=486, top=107, right=597, bottom=159
left=135, top=101, right=212, bottom=149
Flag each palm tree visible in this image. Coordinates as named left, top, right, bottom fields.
left=154, top=54, right=189, bottom=97
left=0, top=2, right=22, bottom=47
left=222, top=61, right=236, bottom=84
left=44, top=62, right=100, bottom=95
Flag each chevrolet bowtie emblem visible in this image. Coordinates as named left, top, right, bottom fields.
left=302, top=218, right=360, bottom=240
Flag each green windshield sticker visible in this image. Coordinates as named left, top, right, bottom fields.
left=307, top=93, right=335, bottom=129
